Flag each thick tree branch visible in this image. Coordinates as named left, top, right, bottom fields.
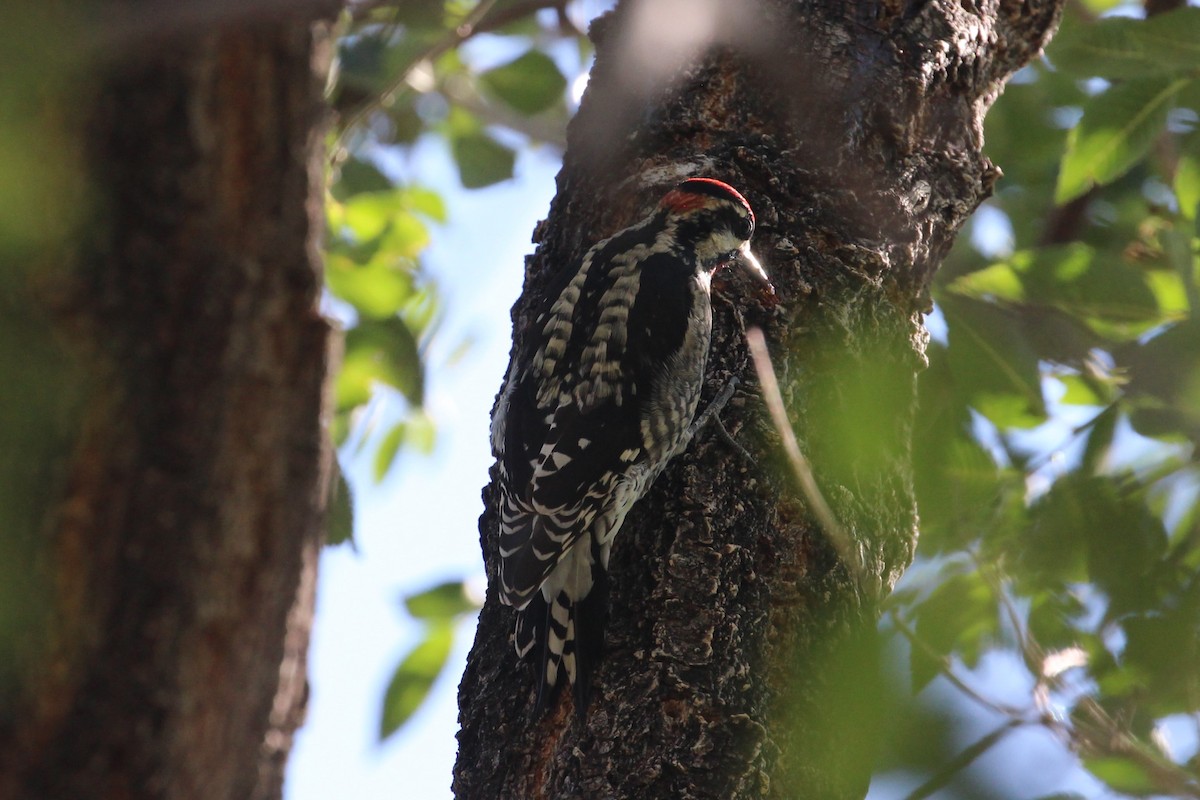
left=0, top=6, right=339, bottom=799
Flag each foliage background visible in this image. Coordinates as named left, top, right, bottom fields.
left=275, top=0, right=1200, bottom=797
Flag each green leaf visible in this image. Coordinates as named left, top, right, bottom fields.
left=333, top=157, right=392, bottom=200
left=1176, top=131, right=1200, bottom=221
left=951, top=244, right=1165, bottom=335
left=1028, top=475, right=1167, bottom=612
left=1058, top=374, right=1104, bottom=407
left=1051, top=10, right=1200, bottom=78
left=1094, top=662, right=1150, bottom=698
left=334, top=353, right=375, bottom=412
left=910, top=572, right=998, bottom=691
left=479, top=50, right=567, bottom=115
left=341, top=193, right=429, bottom=246
left=337, top=35, right=390, bottom=93
left=326, top=250, right=418, bottom=320
left=1124, top=321, right=1200, bottom=435
left=402, top=185, right=448, bottom=223
left=1131, top=8, right=1200, bottom=72
left=333, top=185, right=445, bottom=241
left=368, top=410, right=436, bottom=480
left=374, top=422, right=406, bottom=482
left=948, top=261, right=1025, bottom=303
left=403, top=410, right=437, bottom=455
left=380, top=622, right=454, bottom=739
left=942, top=296, right=1045, bottom=426
left=1050, top=17, right=1160, bottom=79
left=390, top=100, right=424, bottom=145
left=345, top=318, right=425, bottom=406
left=450, top=130, right=516, bottom=188
left=382, top=28, right=445, bottom=88
left=1079, top=403, right=1118, bottom=474
left=1022, top=476, right=1091, bottom=586
left=376, top=210, right=432, bottom=260
left=325, top=186, right=444, bottom=320
left=1084, top=489, right=1168, bottom=615
left=1056, top=77, right=1187, bottom=204
left=1121, top=610, right=1200, bottom=714
left=1143, top=269, right=1189, bottom=325
left=326, top=466, right=355, bottom=547
left=914, top=432, right=1007, bottom=553
left=1084, top=756, right=1158, bottom=795
left=405, top=580, right=479, bottom=620
left=392, top=0, right=446, bottom=27
left=1026, top=591, right=1087, bottom=648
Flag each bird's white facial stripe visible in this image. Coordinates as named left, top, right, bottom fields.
left=695, top=229, right=747, bottom=267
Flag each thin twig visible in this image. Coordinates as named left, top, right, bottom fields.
left=970, top=550, right=1043, bottom=680
left=889, top=611, right=1029, bottom=718
left=745, top=327, right=866, bottom=588
left=901, top=720, right=1025, bottom=800
left=896, top=561, right=1200, bottom=799
left=333, top=0, right=570, bottom=154
left=335, top=0, right=500, bottom=148
left=437, top=75, right=568, bottom=148
left=1071, top=698, right=1200, bottom=799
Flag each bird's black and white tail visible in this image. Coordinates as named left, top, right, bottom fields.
left=513, top=558, right=609, bottom=718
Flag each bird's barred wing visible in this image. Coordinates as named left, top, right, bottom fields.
left=494, top=227, right=671, bottom=608
left=496, top=391, right=644, bottom=607
left=529, top=398, right=644, bottom=514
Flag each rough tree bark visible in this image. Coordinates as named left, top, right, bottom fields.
left=0, top=3, right=338, bottom=799
left=455, top=1, right=1063, bottom=798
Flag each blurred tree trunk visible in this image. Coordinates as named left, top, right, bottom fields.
left=0, top=3, right=338, bottom=799
left=455, top=1, right=1062, bottom=798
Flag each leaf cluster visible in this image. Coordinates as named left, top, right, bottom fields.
left=380, top=580, right=482, bottom=737
left=332, top=0, right=581, bottom=186
left=884, top=5, right=1200, bottom=796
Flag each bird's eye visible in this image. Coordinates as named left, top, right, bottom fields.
left=736, top=217, right=753, bottom=241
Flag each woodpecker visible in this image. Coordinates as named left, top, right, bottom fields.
left=489, top=177, right=770, bottom=717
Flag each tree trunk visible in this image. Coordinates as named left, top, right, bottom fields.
left=0, top=4, right=337, bottom=799
left=455, top=1, right=1062, bottom=798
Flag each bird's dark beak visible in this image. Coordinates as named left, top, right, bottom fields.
left=737, top=242, right=774, bottom=292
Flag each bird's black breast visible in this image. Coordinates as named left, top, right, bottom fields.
left=626, top=252, right=695, bottom=382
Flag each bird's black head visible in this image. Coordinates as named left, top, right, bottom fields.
left=659, top=178, right=768, bottom=284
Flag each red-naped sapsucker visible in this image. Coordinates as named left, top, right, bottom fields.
left=490, top=177, right=770, bottom=716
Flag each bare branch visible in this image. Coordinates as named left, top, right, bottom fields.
left=889, top=611, right=1029, bottom=719
left=901, top=720, right=1026, bottom=800
left=746, top=327, right=866, bottom=591
left=1071, top=698, right=1200, bottom=799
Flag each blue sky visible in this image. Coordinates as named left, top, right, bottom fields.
left=286, top=139, right=561, bottom=800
